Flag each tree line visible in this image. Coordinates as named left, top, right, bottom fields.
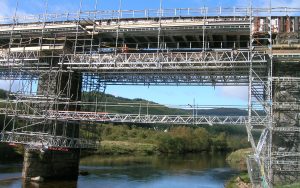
left=96, top=124, right=250, bottom=154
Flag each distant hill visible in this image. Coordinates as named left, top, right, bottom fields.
left=0, top=88, right=248, bottom=116
left=82, top=92, right=190, bottom=115
left=197, top=108, right=248, bottom=116
left=82, top=92, right=248, bottom=116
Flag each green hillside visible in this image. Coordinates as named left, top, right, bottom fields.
left=82, top=92, right=190, bottom=115
left=82, top=92, right=248, bottom=116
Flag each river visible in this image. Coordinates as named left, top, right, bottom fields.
left=0, top=153, right=239, bottom=188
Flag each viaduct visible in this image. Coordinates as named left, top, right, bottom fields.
left=0, top=6, right=299, bottom=188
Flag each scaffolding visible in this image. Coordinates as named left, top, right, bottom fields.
left=0, top=1, right=299, bottom=187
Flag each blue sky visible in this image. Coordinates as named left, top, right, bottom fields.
left=106, top=85, right=248, bottom=106
left=2, top=0, right=299, bottom=16
left=1, top=0, right=241, bottom=15
left=0, top=0, right=299, bottom=106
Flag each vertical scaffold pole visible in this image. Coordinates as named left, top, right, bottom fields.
left=267, top=0, right=273, bottom=186
left=157, top=0, right=163, bottom=52
left=202, top=1, right=207, bottom=52
left=247, top=0, right=256, bottom=151
left=10, top=0, right=20, bottom=139
left=115, top=0, right=122, bottom=56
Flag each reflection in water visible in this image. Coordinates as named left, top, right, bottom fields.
left=0, top=163, right=22, bottom=188
left=80, top=153, right=230, bottom=181
left=0, top=153, right=238, bottom=188
left=23, top=181, right=78, bottom=188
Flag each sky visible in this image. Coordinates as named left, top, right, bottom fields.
left=2, top=0, right=300, bottom=16
left=0, top=0, right=299, bottom=106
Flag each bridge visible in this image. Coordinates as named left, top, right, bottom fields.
left=0, top=3, right=299, bottom=188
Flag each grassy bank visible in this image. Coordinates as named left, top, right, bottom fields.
left=82, top=123, right=251, bottom=156
left=226, top=177, right=300, bottom=188
left=225, top=148, right=300, bottom=188
left=96, top=141, right=158, bottom=155
left=225, top=148, right=253, bottom=188
left=226, top=173, right=251, bottom=188
left=226, top=148, right=252, bottom=171
left=97, top=124, right=250, bottom=155
left=0, top=124, right=250, bottom=159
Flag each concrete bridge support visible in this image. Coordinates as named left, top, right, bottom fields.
left=22, top=70, right=82, bottom=181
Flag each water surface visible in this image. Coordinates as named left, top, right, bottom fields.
left=0, top=153, right=238, bottom=188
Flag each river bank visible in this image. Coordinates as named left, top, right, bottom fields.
left=225, top=148, right=252, bottom=188
left=225, top=149, right=300, bottom=188
left=94, top=124, right=250, bottom=154
left=0, top=139, right=243, bottom=162
left=226, top=148, right=252, bottom=171
left=1, top=124, right=251, bottom=161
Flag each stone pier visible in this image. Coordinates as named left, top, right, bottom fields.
left=22, top=70, right=82, bottom=181
left=22, top=149, right=80, bottom=181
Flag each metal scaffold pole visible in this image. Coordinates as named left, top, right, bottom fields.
left=267, top=0, right=274, bottom=186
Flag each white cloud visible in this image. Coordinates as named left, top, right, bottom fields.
left=217, top=86, right=248, bottom=101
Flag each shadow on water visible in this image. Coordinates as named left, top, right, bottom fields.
left=0, top=152, right=239, bottom=188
